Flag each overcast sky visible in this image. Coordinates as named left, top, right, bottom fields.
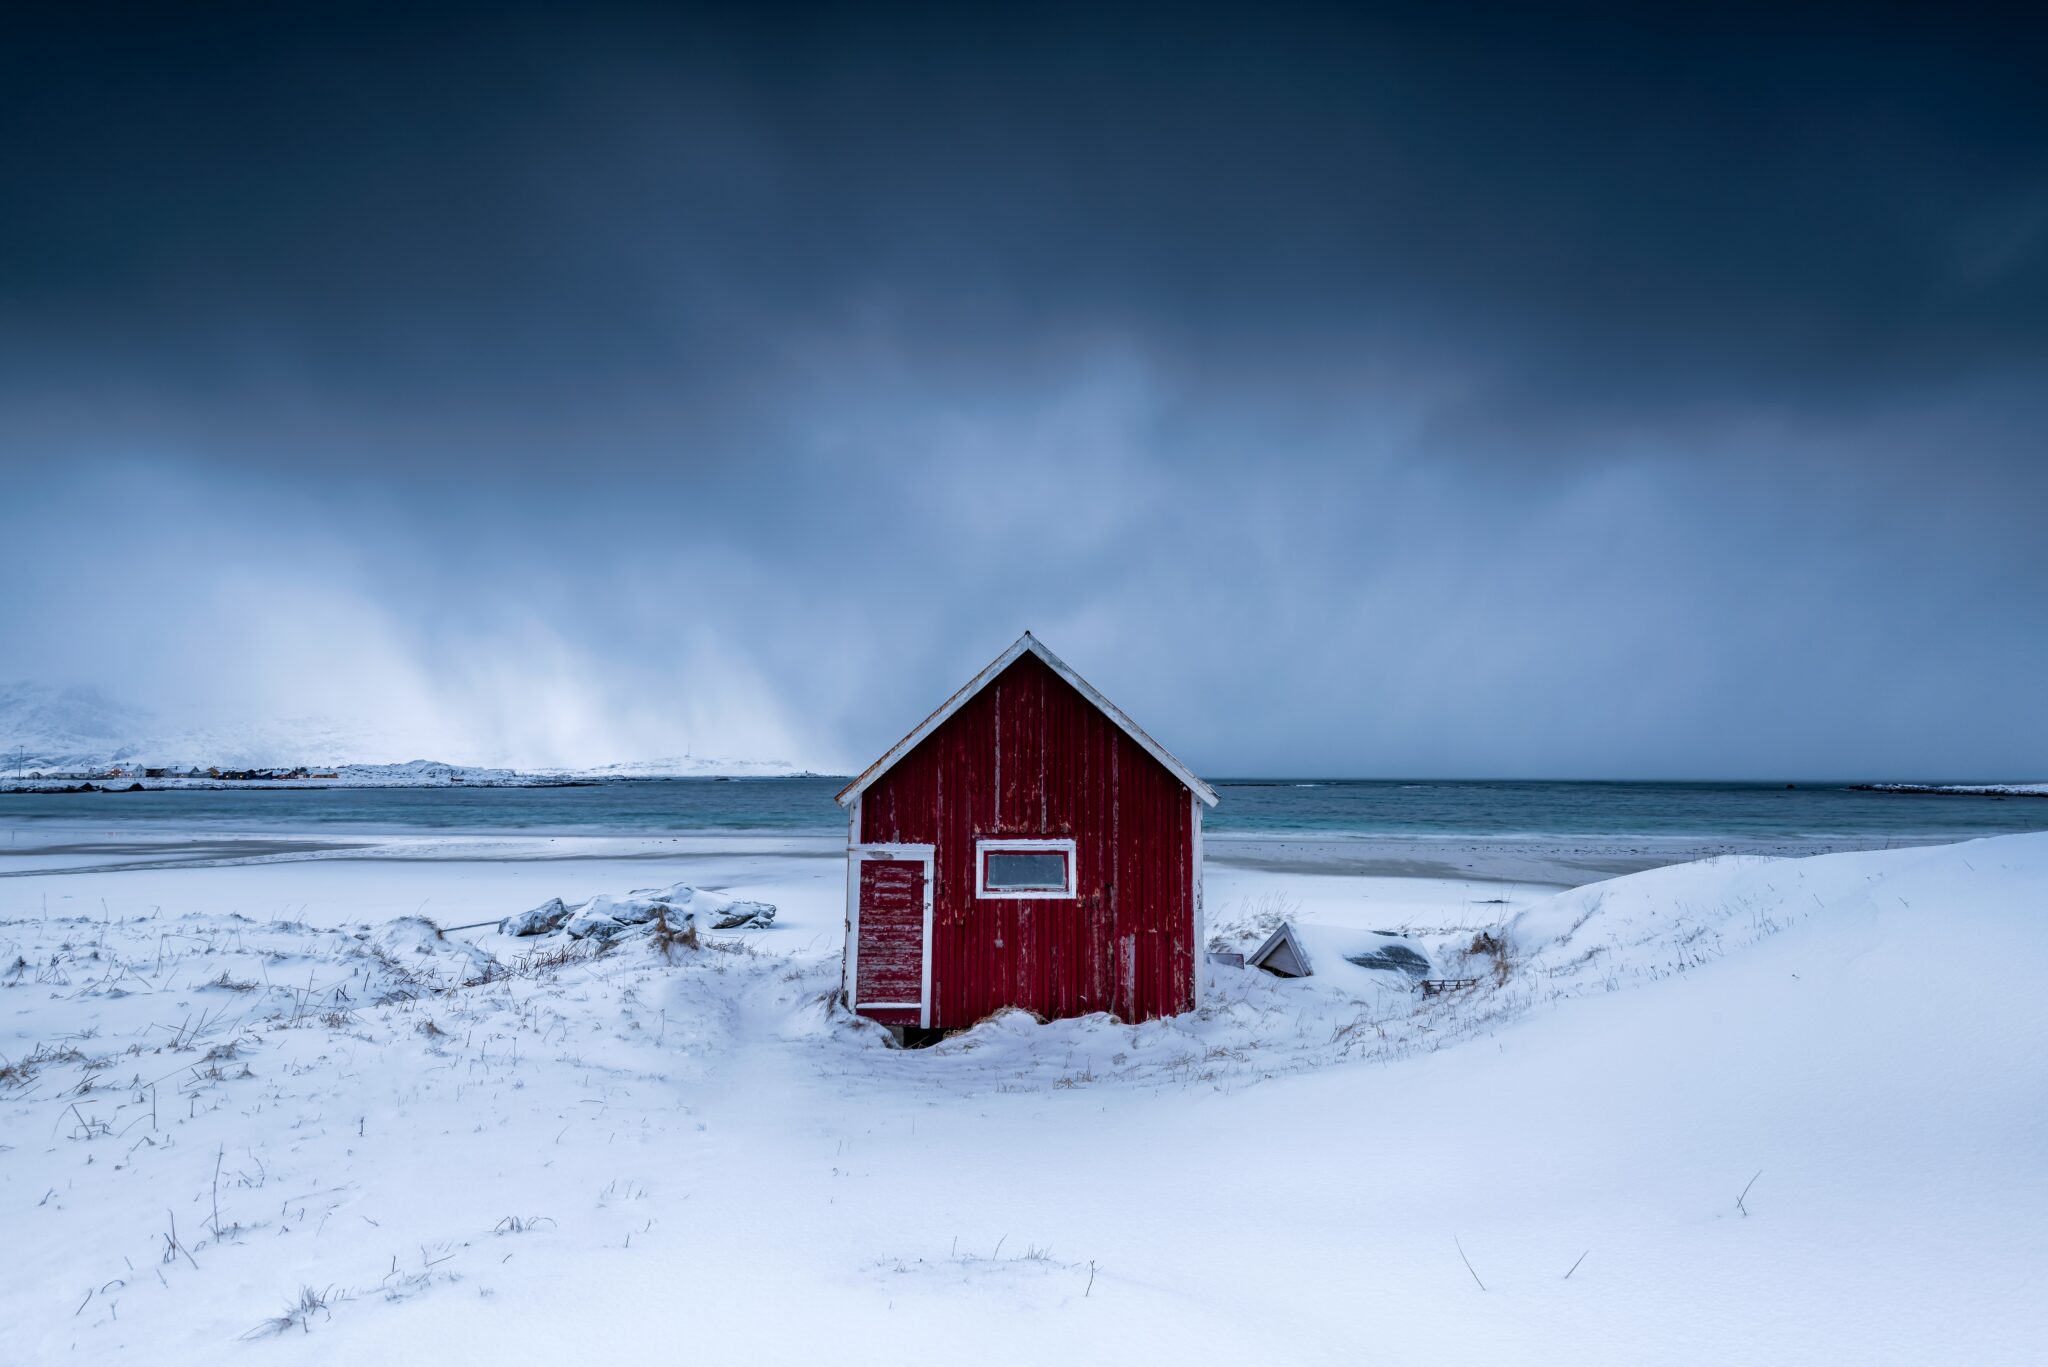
left=3, top=4, right=2044, bottom=777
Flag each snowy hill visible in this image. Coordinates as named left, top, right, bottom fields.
left=1, top=834, right=2042, bottom=1362
left=0, top=681, right=805, bottom=782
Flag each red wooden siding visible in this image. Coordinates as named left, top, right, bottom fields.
left=857, top=651, right=1195, bottom=1027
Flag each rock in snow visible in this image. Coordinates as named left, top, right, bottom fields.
left=499, top=897, right=572, bottom=937
left=501, top=885, right=776, bottom=941
left=631, top=882, right=777, bottom=930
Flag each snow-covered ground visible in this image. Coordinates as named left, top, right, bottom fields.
left=2, top=833, right=2043, bottom=1363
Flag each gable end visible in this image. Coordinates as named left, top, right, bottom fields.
left=836, top=633, right=1218, bottom=808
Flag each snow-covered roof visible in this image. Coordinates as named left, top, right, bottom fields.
left=1248, top=921, right=1313, bottom=978
left=835, top=632, right=1220, bottom=809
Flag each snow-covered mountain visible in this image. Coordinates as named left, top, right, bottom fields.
left=0, top=681, right=805, bottom=781
left=0, top=681, right=403, bottom=774
left=0, top=681, right=157, bottom=772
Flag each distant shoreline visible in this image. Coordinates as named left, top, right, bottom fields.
left=14, top=775, right=2044, bottom=793
left=1850, top=782, right=2048, bottom=799
left=7, top=779, right=2044, bottom=858
left=0, top=826, right=1970, bottom=885
left=0, top=771, right=824, bottom=794
left=1202, top=831, right=1960, bottom=884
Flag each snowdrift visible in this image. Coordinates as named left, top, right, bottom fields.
left=2, top=836, right=2043, bottom=1364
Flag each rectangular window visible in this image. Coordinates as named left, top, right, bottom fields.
left=976, top=838, right=1077, bottom=899
left=985, top=852, right=1066, bottom=888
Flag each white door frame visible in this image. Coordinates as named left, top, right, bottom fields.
left=845, top=836, right=936, bottom=1029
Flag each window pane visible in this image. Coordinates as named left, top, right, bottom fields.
left=984, top=851, right=1067, bottom=890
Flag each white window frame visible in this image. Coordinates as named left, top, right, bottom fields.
left=976, top=837, right=1078, bottom=900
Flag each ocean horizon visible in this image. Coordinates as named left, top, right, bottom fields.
left=6, top=775, right=2045, bottom=843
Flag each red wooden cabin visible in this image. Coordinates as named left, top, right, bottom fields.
left=837, top=633, right=1219, bottom=1033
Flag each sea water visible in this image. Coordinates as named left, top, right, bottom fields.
left=5, top=777, right=2046, bottom=842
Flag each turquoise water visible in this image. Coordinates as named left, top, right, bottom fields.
left=4, top=778, right=2046, bottom=841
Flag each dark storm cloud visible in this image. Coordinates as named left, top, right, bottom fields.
left=3, top=4, right=2044, bottom=775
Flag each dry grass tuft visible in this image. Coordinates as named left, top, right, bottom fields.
left=508, top=937, right=614, bottom=979
left=1, top=1040, right=87, bottom=1089
left=1467, top=929, right=1514, bottom=986
left=493, top=1214, right=557, bottom=1234
left=649, top=906, right=699, bottom=963
left=241, top=1285, right=340, bottom=1338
